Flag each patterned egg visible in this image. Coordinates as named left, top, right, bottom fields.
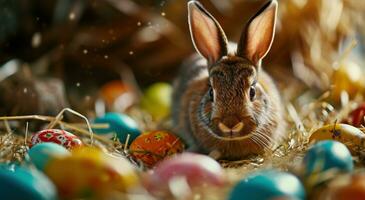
left=303, top=140, right=353, bottom=178
left=141, top=82, right=172, bottom=120
left=28, top=142, right=70, bottom=171
left=100, top=80, right=136, bottom=112
left=309, top=123, right=365, bottom=153
left=343, top=103, right=365, bottom=127
left=30, top=129, right=82, bottom=149
left=143, top=152, right=225, bottom=196
left=0, top=164, right=57, bottom=200
left=229, top=170, right=305, bottom=200
left=129, top=130, right=184, bottom=167
left=45, top=147, right=139, bottom=199
left=93, top=112, right=141, bottom=144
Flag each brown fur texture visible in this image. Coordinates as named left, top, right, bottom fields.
left=172, top=0, right=285, bottom=160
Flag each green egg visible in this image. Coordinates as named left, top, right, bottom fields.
left=141, top=82, right=172, bottom=120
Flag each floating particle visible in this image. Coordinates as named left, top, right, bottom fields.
left=31, top=32, right=42, bottom=48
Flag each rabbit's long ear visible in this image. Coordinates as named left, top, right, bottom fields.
left=237, top=0, right=277, bottom=65
left=188, top=1, right=228, bottom=65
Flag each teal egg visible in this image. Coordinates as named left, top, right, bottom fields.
left=0, top=165, right=57, bottom=200
left=93, top=112, right=141, bottom=143
left=229, top=170, right=305, bottom=200
left=303, top=140, right=353, bottom=177
left=28, top=142, right=70, bottom=171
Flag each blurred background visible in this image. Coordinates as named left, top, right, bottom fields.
left=0, top=0, right=364, bottom=118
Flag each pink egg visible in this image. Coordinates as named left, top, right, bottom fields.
left=30, top=129, right=82, bottom=149
left=143, top=153, right=225, bottom=196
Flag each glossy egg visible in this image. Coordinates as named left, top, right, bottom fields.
left=343, top=103, right=365, bottom=127
left=331, top=61, right=365, bottom=102
left=28, top=142, right=70, bottom=171
left=100, top=80, right=135, bottom=112
left=129, top=130, right=184, bottom=167
left=30, top=129, right=82, bottom=149
left=93, top=112, right=141, bottom=144
left=0, top=165, right=57, bottom=200
left=45, top=147, right=138, bottom=199
left=143, top=152, right=225, bottom=196
left=229, top=170, right=305, bottom=200
left=309, top=123, right=365, bottom=152
left=140, top=82, right=172, bottom=120
left=303, top=140, right=353, bottom=177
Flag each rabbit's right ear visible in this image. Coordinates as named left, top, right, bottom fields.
left=188, top=1, right=228, bottom=65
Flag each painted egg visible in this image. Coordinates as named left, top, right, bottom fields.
left=141, top=82, right=172, bottom=120
left=229, top=170, right=305, bottom=200
left=303, top=140, right=353, bottom=178
left=0, top=165, right=57, bottom=200
left=343, top=103, right=365, bottom=127
left=100, top=80, right=135, bottom=112
left=325, top=173, right=365, bottom=200
left=30, top=129, right=83, bottom=149
left=309, top=123, right=365, bottom=152
left=45, top=147, right=138, bottom=199
left=93, top=112, right=141, bottom=144
left=331, top=61, right=365, bottom=102
left=143, top=152, right=225, bottom=196
left=129, top=130, right=184, bottom=167
left=28, top=142, right=70, bottom=171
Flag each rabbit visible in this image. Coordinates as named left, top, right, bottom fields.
left=172, top=0, right=285, bottom=160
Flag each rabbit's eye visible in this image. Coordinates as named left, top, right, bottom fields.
left=209, top=88, right=214, bottom=101
left=249, top=86, right=256, bottom=101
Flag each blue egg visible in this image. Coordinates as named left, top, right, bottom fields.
left=0, top=165, right=57, bottom=200
left=229, top=170, right=305, bottom=200
left=28, top=142, right=70, bottom=171
left=93, top=112, right=141, bottom=143
left=303, top=140, right=353, bottom=177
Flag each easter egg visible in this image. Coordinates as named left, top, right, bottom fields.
left=45, top=147, right=138, bottom=199
left=303, top=140, right=353, bottom=177
left=325, top=173, right=365, bottom=200
left=30, top=129, right=82, bottom=149
left=143, top=152, right=225, bottom=196
left=229, top=170, right=305, bottom=200
left=129, top=130, right=184, bottom=167
left=331, top=61, right=365, bottom=102
left=343, top=103, right=365, bottom=127
left=0, top=165, right=57, bottom=200
left=93, top=112, right=141, bottom=143
left=28, top=142, right=70, bottom=171
left=309, top=123, right=365, bottom=152
left=100, top=80, right=135, bottom=112
left=141, top=82, right=172, bottom=120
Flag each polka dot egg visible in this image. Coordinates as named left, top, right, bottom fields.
left=30, top=129, right=82, bottom=149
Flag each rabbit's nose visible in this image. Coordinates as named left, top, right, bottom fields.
left=218, top=122, right=244, bottom=133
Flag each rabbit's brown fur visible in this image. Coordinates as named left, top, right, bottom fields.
left=172, top=0, right=285, bottom=159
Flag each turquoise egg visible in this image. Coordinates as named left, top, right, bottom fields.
left=0, top=165, right=57, bottom=200
left=229, top=170, right=305, bottom=200
left=28, top=142, right=70, bottom=171
left=303, top=140, right=353, bottom=176
left=93, top=112, right=141, bottom=143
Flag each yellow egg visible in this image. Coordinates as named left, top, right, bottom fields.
left=309, top=123, right=365, bottom=153
left=141, top=82, right=172, bottom=120
left=45, top=147, right=138, bottom=199
left=331, top=61, right=365, bottom=102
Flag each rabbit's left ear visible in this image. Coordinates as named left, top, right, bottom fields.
left=237, top=0, right=277, bottom=65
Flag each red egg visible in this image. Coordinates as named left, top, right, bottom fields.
left=129, top=130, right=184, bottom=168
left=343, top=103, right=365, bottom=127
left=30, top=129, right=82, bottom=149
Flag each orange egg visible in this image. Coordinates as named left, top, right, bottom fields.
left=327, top=173, right=365, bottom=200
left=129, top=130, right=184, bottom=168
left=100, top=80, right=135, bottom=112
